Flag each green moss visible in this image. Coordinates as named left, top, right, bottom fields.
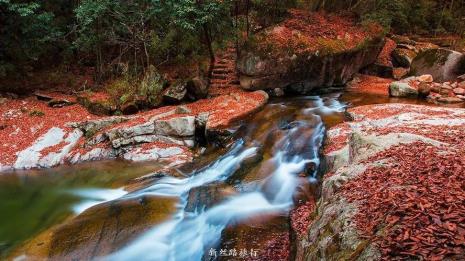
left=415, top=49, right=449, bottom=67
left=29, top=110, right=45, bottom=117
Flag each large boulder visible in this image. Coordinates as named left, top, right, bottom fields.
left=237, top=11, right=385, bottom=94
left=410, top=48, right=465, bottom=82
left=162, top=80, right=187, bottom=104
left=238, top=42, right=384, bottom=94
left=186, top=76, right=209, bottom=100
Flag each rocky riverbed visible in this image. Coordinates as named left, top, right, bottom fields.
left=0, top=90, right=268, bottom=172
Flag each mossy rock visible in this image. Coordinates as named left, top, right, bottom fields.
left=77, top=95, right=115, bottom=116
left=11, top=196, right=178, bottom=260
left=410, top=48, right=465, bottom=82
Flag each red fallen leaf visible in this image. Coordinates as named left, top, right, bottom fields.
left=403, top=230, right=410, bottom=241
left=444, top=222, right=457, bottom=232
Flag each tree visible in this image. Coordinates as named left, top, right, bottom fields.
left=0, top=0, right=62, bottom=77
left=74, top=0, right=233, bottom=79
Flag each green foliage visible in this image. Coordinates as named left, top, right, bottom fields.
left=74, top=0, right=233, bottom=78
left=139, top=66, right=166, bottom=107
left=357, top=0, right=465, bottom=35
left=251, top=0, right=297, bottom=27
left=0, top=0, right=62, bottom=76
left=106, top=65, right=165, bottom=109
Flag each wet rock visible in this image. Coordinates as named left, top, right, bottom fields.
left=122, top=143, right=191, bottom=163
left=389, top=81, right=418, bottom=97
left=392, top=48, right=416, bottom=68
left=112, top=134, right=194, bottom=149
left=195, top=112, right=210, bottom=128
left=437, top=96, right=464, bottom=104
left=427, top=92, right=441, bottom=101
left=417, top=74, right=433, bottom=83
left=186, top=76, right=209, bottom=100
left=410, top=48, right=465, bottom=82
left=418, top=82, right=431, bottom=97
left=17, top=196, right=178, bottom=260
left=163, top=80, right=187, bottom=104
left=361, top=63, right=394, bottom=79
left=396, top=43, right=417, bottom=51
left=185, top=183, right=236, bottom=213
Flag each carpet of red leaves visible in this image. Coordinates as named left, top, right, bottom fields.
left=323, top=123, right=351, bottom=154
left=257, top=9, right=383, bottom=56
left=341, top=141, right=465, bottom=260
left=290, top=200, right=317, bottom=237
left=248, top=232, right=290, bottom=261
left=0, top=98, right=97, bottom=166
left=376, top=38, right=397, bottom=66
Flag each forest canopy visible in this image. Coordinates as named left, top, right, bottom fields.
left=0, top=0, right=464, bottom=81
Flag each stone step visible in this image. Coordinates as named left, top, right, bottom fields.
left=219, top=56, right=235, bottom=61
left=213, top=68, right=234, bottom=74
left=211, top=79, right=233, bottom=84
left=213, top=64, right=229, bottom=69
left=211, top=75, right=228, bottom=80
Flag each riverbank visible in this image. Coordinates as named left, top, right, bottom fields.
left=296, top=103, right=465, bottom=260
left=0, top=88, right=268, bottom=172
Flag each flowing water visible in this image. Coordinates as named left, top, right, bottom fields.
left=2, top=92, right=431, bottom=260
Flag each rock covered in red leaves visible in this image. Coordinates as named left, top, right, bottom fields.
left=0, top=90, right=268, bottom=172
left=298, top=103, right=465, bottom=260
left=237, top=9, right=384, bottom=93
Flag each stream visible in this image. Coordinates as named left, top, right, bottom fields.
left=0, top=92, right=437, bottom=260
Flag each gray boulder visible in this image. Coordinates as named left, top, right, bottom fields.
left=187, top=76, right=209, bottom=100
left=389, top=81, right=418, bottom=97
left=163, top=80, right=187, bottom=103
left=411, top=48, right=465, bottom=82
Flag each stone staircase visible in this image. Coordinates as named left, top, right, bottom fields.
left=209, top=46, right=242, bottom=96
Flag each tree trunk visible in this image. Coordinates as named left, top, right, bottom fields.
left=203, top=24, right=215, bottom=78
left=246, top=0, right=250, bottom=37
